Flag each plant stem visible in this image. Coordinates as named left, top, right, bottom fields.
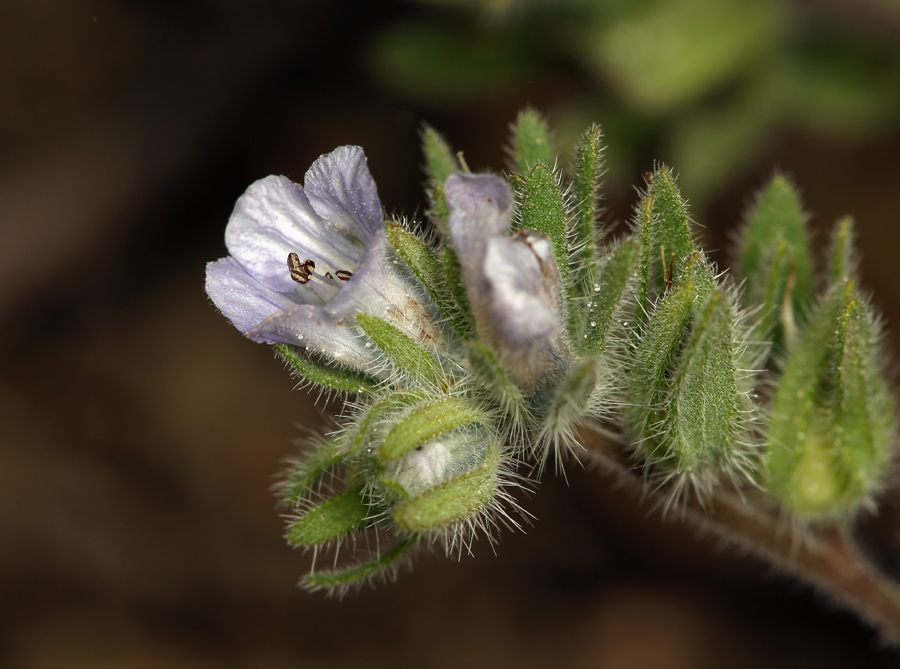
left=579, top=426, right=900, bottom=644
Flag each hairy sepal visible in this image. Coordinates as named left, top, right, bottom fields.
left=356, top=313, right=442, bottom=384
left=570, top=124, right=606, bottom=301
left=581, top=239, right=639, bottom=356
left=275, top=344, right=379, bottom=395
left=286, top=485, right=370, bottom=547
left=511, top=108, right=554, bottom=174
left=385, top=223, right=475, bottom=340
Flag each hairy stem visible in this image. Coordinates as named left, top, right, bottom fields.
left=579, top=426, right=900, bottom=644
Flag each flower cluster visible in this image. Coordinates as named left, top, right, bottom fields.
left=206, top=111, right=896, bottom=593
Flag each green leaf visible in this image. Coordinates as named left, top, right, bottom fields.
left=303, top=537, right=416, bottom=591
left=275, top=344, right=379, bottom=394
left=286, top=486, right=370, bottom=547
left=393, top=442, right=500, bottom=531
left=379, top=397, right=485, bottom=461
left=581, top=239, right=639, bottom=356
left=517, top=164, right=569, bottom=278
left=661, top=290, right=745, bottom=478
left=279, top=438, right=346, bottom=507
left=512, top=108, right=554, bottom=173
left=737, top=175, right=813, bottom=347
left=356, top=313, right=442, bottom=383
left=571, top=124, right=606, bottom=298
left=385, top=223, right=474, bottom=340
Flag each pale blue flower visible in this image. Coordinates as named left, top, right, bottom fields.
left=444, top=172, right=569, bottom=387
left=206, top=146, right=437, bottom=371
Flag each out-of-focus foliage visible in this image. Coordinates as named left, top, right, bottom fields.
left=369, top=0, right=900, bottom=201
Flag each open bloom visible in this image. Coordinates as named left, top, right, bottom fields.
left=444, top=172, right=570, bottom=388
left=206, top=146, right=437, bottom=372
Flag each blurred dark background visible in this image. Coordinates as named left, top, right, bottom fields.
left=3, top=0, right=900, bottom=666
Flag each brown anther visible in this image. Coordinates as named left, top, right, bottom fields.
left=288, top=253, right=311, bottom=284
left=325, top=271, right=334, bottom=280
left=335, top=270, right=353, bottom=281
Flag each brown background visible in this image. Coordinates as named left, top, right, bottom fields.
left=3, top=1, right=900, bottom=667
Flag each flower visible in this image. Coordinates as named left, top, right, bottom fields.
left=205, top=146, right=438, bottom=373
left=444, top=172, right=570, bottom=388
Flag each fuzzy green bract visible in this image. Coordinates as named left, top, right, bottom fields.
left=205, top=111, right=897, bottom=594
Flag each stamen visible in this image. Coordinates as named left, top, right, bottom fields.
left=287, top=252, right=354, bottom=288
left=287, top=253, right=311, bottom=284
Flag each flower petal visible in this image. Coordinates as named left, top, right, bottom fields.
left=327, top=229, right=441, bottom=347
left=206, top=256, right=380, bottom=369
left=224, top=174, right=368, bottom=300
left=205, top=256, right=298, bottom=341
left=304, top=145, right=383, bottom=243
left=483, top=231, right=569, bottom=387
left=485, top=233, right=560, bottom=346
left=444, top=173, right=513, bottom=330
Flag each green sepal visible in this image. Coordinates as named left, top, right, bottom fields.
left=349, top=392, right=423, bottom=455
left=379, top=397, right=485, bottom=461
left=679, top=251, right=716, bottom=311
left=737, top=175, right=813, bottom=346
left=581, top=239, right=639, bottom=356
left=660, top=290, right=744, bottom=476
left=430, top=182, right=452, bottom=237
left=421, top=127, right=459, bottom=237
left=625, top=279, right=696, bottom=445
left=421, top=125, right=459, bottom=187
left=571, top=124, right=605, bottom=298
left=542, top=358, right=600, bottom=438
left=286, top=485, right=370, bottom=547
left=636, top=167, right=696, bottom=316
left=465, top=342, right=527, bottom=418
left=517, top=164, right=569, bottom=275
left=441, top=247, right=477, bottom=334
left=827, top=216, right=857, bottom=286
left=385, top=223, right=474, bottom=340
left=280, top=437, right=346, bottom=507
left=764, top=281, right=857, bottom=516
left=275, top=344, right=379, bottom=395
left=512, top=108, right=553, bottom=174
left=303, top=536, right=416, bottom=591
left=393, top=441, right=501, bottom=531
left=356, top=313, right=441, bottom=383
left=830, top=299, right=894, bottom=506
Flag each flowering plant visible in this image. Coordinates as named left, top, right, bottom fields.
left=206, top=111, right=900, bottom=640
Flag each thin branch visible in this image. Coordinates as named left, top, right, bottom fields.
left=578, top=426, right=900, bottom=645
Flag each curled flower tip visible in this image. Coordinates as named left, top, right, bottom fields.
left=206, top=146, right=439, bottom=374
left=445, top=172, right=569, bottom=389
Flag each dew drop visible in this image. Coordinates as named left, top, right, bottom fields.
left=365, top=342, right=372, bottom=347
left=590, top=321, right=596, bottom=327
left=594, top=284, right=600, bottom=292
left=583, top=334, right=588, bottom=339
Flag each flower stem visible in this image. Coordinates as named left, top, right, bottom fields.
left=579, top=427, right=900, bottom=644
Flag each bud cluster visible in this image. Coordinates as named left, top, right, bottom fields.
left=205, top=111, right=896, bottom=592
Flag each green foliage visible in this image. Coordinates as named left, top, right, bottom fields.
left=259, top=110, right=897, bottom=593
